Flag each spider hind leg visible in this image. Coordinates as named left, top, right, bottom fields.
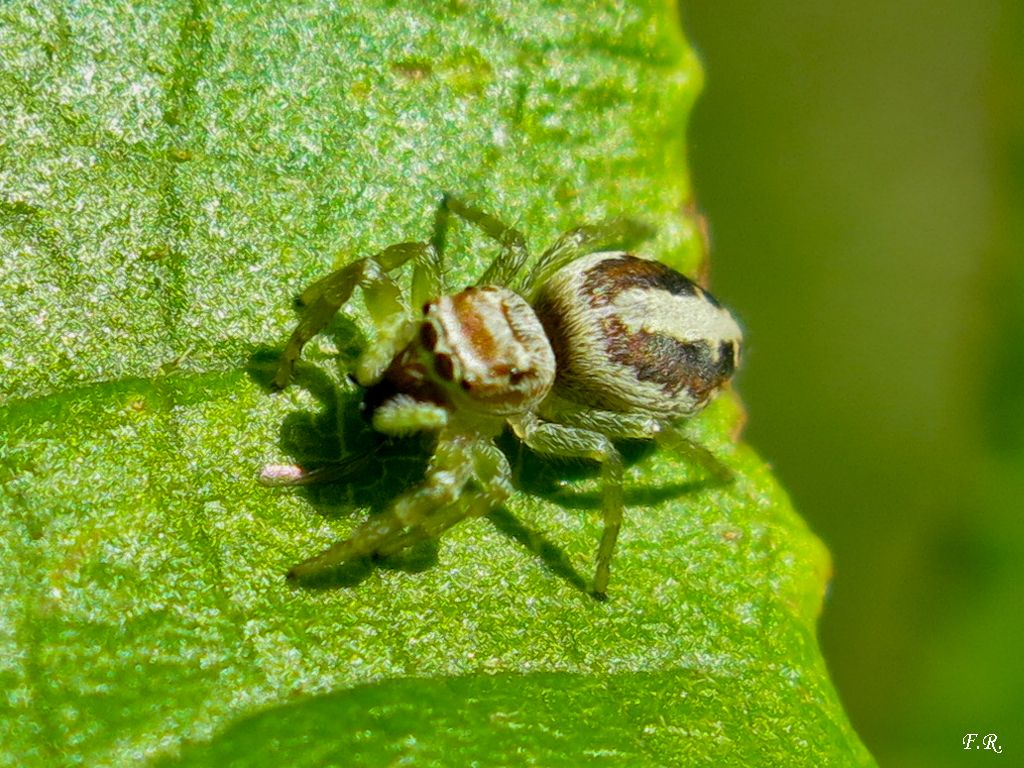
left=508, top=412, right=625, bottom=599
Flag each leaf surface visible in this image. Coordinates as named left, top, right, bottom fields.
left=0, top=1, right=874, bottom=765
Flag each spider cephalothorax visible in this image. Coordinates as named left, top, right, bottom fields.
left=375, top=285, right=556, bottom=419
left=265, top=195, right=741, bottom=598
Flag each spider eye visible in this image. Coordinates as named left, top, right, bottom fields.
left=434, top=352, right=455, bottom=382
left=420, top=319, right=438, bottom=350
left=422, top=287, right=555, bottom=415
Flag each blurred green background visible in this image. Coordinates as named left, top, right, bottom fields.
left=681, top=1, right=1023, bottom=765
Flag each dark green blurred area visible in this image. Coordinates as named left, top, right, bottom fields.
left=682, top=1, right=1023, bottom=766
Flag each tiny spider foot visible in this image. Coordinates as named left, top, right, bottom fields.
left=260, top=463, right=310, bottom=486
left=259, top=452, right=377, bottom=487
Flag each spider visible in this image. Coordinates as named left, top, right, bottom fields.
left=265, top=195, right=742, bottom=598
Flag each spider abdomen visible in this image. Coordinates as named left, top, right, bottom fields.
left=533, top=252, right=742, bottom=417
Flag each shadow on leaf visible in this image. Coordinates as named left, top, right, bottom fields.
left=248, top=344, right=728, bottom=596
left=486, top=507, right=589, bottom=593
left=247, top=345, right=436, bottom=583
left=284, top=537, right=441, bottom=590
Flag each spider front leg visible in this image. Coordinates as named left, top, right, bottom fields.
left=508, top=412, right=625, bottom=599
left=287, top=430, right=512, bottom=581
left=375, top=439, right=512, bottom=557
left=272, top=241, right=440, bottom=390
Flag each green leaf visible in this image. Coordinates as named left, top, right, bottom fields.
left=0, top=1, right=874, bottom=766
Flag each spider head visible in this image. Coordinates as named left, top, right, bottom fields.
left=415, top=285, right=556, bottom=416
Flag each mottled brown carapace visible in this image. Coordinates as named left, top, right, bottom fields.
left=420, top=286, right=556, bottom=415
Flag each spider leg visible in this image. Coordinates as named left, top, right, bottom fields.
left=508, top=413, right=624, bottom=599
left=259, top=451, right=377, bottom=486
left=652, top=425, right=734, bottom=484
left=439, top=193, right=530, bottom=288
left=287, top=434, right=510, bottom=581
left=273, top=241, right=438, bottom=390
left=540, top=394, right=733, bottom=482
left=527, top=219, right=655, bottom=299
left=287, top=444, right=472, bottom=580
left=537, top=396, right=661, bottom=437
left=543, top=397, right=734, bottom=484
left=376, top=440, right=512, bottom=556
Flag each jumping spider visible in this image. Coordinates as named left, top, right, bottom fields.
left=266, top=195, right=742, bottom=598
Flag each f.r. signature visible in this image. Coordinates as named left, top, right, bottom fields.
left=963, top=733, right=1002, bottom=753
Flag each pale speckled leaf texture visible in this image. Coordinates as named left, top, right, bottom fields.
left=0, top=2, right=874, bottom=766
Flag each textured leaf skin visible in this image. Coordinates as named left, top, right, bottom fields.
left=0, top=1, right=874, bottom=766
